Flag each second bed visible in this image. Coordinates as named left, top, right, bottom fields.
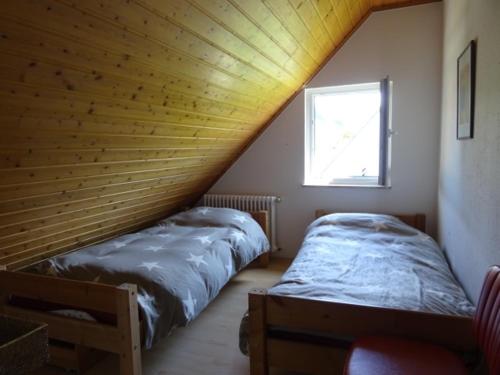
left=244, top=211, right=475, bottom=374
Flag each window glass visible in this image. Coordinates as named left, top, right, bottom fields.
left=304, top=81, right=390, bottom=186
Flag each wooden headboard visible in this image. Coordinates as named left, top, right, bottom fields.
left=315, top=209, right=427, bottom=233
left=249, top=211, right=270, bottom=242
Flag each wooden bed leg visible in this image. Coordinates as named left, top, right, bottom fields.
left=116, top=284, right=142, bottom=375
left=257, top=252, right=270, bottom=268
left=249, top=288, right=268, bottom=375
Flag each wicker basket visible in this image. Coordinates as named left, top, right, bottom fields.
left=0, top=314, right=49, bottom=375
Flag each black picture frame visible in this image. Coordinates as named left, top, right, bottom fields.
left=457, top=40, right=476, bottom=139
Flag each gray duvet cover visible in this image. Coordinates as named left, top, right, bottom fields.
left=239, top=213, right=474, bottom=355
left=29, top=207, right=269, bottom=349
left=270, top=213, right=474, bottom=314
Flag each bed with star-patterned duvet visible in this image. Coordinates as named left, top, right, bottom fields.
left=268, top=212, right=474, bottom=313
left=239, top=212, right=474, bottom=355
left=27, top=207, right=269, bottom=349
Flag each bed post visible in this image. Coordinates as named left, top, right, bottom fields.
left=116, top=284, right=142, bottom=375
left=249, top=288, right=268, bottom=375
left=257, top=252, right=270, bottom=268
left=0, top=265, right=7, bottom=313
left=415, top=214, right=426, bottom=233
left=250, top=211, right=271, bottom=268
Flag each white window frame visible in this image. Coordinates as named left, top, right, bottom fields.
left=304, top=79, right=392, bottom=187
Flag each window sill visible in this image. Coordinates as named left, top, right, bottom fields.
left=302, top=183, right=391, bottom=189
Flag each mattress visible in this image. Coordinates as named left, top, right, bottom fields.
left=27, top=207, right=270, bottom=349
left=239, top=213, right=474, bottom=355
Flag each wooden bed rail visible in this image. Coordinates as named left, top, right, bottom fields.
left=248, top=289, right=475, bottom=375
left=0, top=270, right=142, bottom=375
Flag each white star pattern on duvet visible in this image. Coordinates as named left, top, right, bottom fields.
left=339, top=239, right=358, bottom=247
left=145, top=245, right=163, bottom=252
left=372, top=221, right=388, bottom=232
left=186, top=253, right=208, bottom=268
left=138, top=293, right=155, bottom=307
left=112, top=240, right=128, bottom=249
left=416, top=232, right=433, bottom=242
left=198, top=207, right=210, bottom=215
left=158, top=233, right=171, bottom=239
left=183, top=290, right=197, bottom=319
left=232, top=214, right=247, bottom=223
left=194, top=235, right=211, bottom=245
left=96, top=255, right=112, bottom=260
left=138, top=261, right=162, bottom=272
left=230, top=231, right=245, bottom=242
left=46, top=264, right=58, bottom=277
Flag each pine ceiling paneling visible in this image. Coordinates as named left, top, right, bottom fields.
left=0, top=0, right=438, bottom=269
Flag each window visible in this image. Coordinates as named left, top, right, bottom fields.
left=304, top=79, right=391, bottom=187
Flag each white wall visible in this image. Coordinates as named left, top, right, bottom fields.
left=211, top=3, right=443, bottom=258
left=438, top=0, right=500, bottom=302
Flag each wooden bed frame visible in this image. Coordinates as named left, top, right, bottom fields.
left=0, top=210, right=271, bottom=375
left=248, top=211, right=475, bottom=375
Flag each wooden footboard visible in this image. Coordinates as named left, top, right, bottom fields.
left=248, top=289, right=475, bottom=375
left=0, top=269, right=142, bottom=375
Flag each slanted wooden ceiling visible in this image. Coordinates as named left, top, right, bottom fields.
left=0, top=0, right=437, bottom=269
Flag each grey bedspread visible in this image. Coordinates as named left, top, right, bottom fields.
left=239, top=213, right=474, bottom=355
left=29, top=207, right=269, bottom=349
left=270, top=213, right=474, bottom=314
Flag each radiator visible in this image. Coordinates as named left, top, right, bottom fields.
left=202, top=194, right=280, bottom=251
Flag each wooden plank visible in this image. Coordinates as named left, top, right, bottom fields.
left=0, top=194, right=196, bottom=264
left=0, top=86, right=256, bottom=131
left=188, top=0, right=309, bottom=79
left=0, top=175, right=206, bottom=225
left=229, top=0, right=319, bottom=69
left=0, top=270, right=120, bottom=313
left=135, top=0, right=299, bottom=89
left=1, top=204, right=178, bottom=266
left=0, top=27, right=276, bottom=112
left=0, top=143, right=234, bottom=169
left=0, top=178, right=208, bottom=236
left=0, top=173, right=214, bottom=217
left=372, top=0, right=442, bottom=12
left=5, top=208, right=173, bottom=270
left=116, top=284, right=142, bottom=375
left=262, top=0, right=324, bottom=63
left=1, top=153, right=226, bottom=185
left=248, top=289, right=268, bottom=375
left=3, top=305, right=122, bottom=353
left=288, top=0, right=334, bottom=52
left=0, top=186, right=201, bottom=249
left=0, top=1, right=283, bottom=96
left=265, top=294, right=475, bottom=351
left=0, top=55, right=266, bottom=123
left=0, top=167, right=220, bottom=202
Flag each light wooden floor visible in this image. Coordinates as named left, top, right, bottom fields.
left=36, top=258, right=303, bottom=375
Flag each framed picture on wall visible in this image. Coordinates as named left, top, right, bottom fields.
left=457, top=40, right=476, bottom=139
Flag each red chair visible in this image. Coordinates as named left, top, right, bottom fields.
left=344, top=265, right=500, bottom=375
